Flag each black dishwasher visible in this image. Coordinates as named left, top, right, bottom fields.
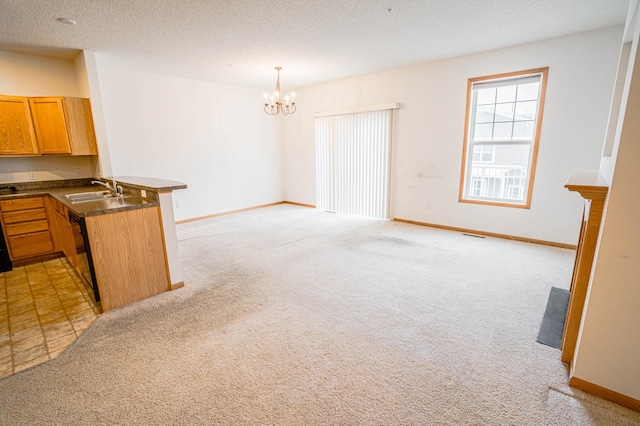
left=68, top=211, right=100, bottom=302
left=0, top=224, right=12, bottom=273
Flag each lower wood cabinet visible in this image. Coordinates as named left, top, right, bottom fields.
left=0, top=196, right=54, bottom=262
left=1, top=194, right=170, bottom=311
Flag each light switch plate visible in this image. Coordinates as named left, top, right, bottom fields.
left=29, top=171, right=37, bottom=180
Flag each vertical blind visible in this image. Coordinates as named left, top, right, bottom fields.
left=315, top=109, right=391, bottom=220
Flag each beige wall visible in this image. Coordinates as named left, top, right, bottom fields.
left=282, top=27, right=622, bottom=245
left=0, top=50, right=81, bottom=96
left=0, top=48, right=286, bottom=222
left=0, top=50, right=94, bottom=183
left=92, top=62, right=285, bottom=222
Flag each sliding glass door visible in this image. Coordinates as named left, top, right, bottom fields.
left=315, top=109, right=392, bottom=220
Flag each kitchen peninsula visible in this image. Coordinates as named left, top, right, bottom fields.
left=0, top=177, right=186, bottom=311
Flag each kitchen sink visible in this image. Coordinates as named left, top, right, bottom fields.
left=63, top=191, right=126, bottom=203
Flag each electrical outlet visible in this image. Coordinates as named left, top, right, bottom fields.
left=175, top=201, right=181, bottom=209
left=73, top=169, right=80, bottom=177
left=426, top=202, right=431, bottom=209
left=28, top=171, right=37, bottom=180
left=140, top=189, right=147, bottom=198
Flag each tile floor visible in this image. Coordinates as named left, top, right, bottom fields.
left=0, top=257, right=101, bottom=379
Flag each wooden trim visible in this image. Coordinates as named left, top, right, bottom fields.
left=394, top=217, right=577, bottom=249
left=175, top=201, right=287, bottom=224
left=564, top=169, right=609, bottom=197
left=468, top=67, right=550, bottom=84
left=526, top=67, right=549, bottom=208
left=386, top=109, right=394, bottom=219
left=284, top=201, right=316, bottom=208
left=561, top=170, right=609, bottom=364
left=458, top=77, right=474, bottom=204
left=569, top=376, right=640, bottom=412
left=170, top=281, right=185, bottom=291
left=458, top=67, right=549, bottom=210
left=456, top=198, right=530, bottom=209
left=154, top=204, right=173, bottom=291
left=11, top=251, right=63, bottom=267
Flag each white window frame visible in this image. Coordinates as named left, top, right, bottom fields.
left=459, top=68, right=548, bottom=209
left=472, top=145, right=495, bottom=163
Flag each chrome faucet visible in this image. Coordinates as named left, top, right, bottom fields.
left=91, top=179, right=124, bottom=197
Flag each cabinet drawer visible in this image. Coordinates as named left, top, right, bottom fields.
left=5, top=219, right=49, bottom=236
left=3, top=208, right=47, bottom=224
left=8, top=231, right=54, bottom=259
left=0, top=197, right=44, bottom=212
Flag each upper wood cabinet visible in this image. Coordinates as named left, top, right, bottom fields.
left=29, top=97, right=72, bottom=154
left=0, top=95, right=39, bottom=155
left=64, top=97, right=99, bottom=155
left=29, top=97, right=98, bottom=156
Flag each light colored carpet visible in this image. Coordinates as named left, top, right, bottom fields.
left=0, top=204, right=639, bottom=425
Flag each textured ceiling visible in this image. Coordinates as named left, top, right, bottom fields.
left=0, top=0, right=629, bottom=89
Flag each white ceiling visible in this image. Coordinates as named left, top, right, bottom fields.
left=0, top=0, right=629, bottom=90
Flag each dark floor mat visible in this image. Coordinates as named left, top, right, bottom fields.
left=537, top=287, right=570, bottom=349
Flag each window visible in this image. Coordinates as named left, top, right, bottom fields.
left=459, top=68, right=548, bottom=208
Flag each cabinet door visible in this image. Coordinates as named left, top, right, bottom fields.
left=54, top=210, right=76, bottom=267
left=29, top=97, right=72, bottom=154
left=45, top=196, right=62, bottom=252
left=0, top=95, right=38, bottom=155
left=64, top=98, right=98, bottom=155
left=46, top=196, right=78, bottom=267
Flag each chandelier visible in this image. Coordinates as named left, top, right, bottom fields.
left=264, top=67, right=296, bottom=116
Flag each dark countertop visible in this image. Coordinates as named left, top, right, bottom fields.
left=0, top=185, right=158, bottom=218
left=52, top=187, right=158, bottom=217
left=0, top=176, right=186, bottom=217
left=111, top=176, right=187, bottom=193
